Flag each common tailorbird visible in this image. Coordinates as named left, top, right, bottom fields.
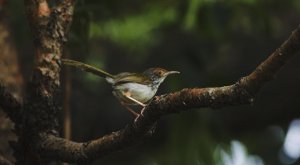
left=62, top=59, right=179, bottom=117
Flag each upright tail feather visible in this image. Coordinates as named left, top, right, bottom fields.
left=61, top=59, right=115, bottom=79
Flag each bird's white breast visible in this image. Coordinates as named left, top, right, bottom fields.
left=113, top=83, right=157, bottom=104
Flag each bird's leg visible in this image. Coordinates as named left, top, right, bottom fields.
left=123, top=92, right=147, bottom=107
left=120, top=102, right=139, bottom=117
left=122, top=92, right=148, bottom=120
left=139, top=106, right=146, bottom=115
left=124, top=95, right=148, bottom=115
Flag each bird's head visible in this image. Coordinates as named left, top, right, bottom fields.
left=143, top=68, right=180, bottom=86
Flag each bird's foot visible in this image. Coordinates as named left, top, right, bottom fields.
left=134, top=106, right=146, bottom=123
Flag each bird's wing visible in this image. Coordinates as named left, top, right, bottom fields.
left=114, top=73, right=151, bottom=85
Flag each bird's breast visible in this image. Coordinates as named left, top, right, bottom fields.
left=113, top=83, right=157, bottom=104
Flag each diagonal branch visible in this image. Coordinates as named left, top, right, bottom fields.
left=0, top=84, right=22, bottom=123
left=36, top=24, right=300, bottom=163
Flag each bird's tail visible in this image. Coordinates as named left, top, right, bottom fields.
left=61, top=59, right=115, bottom=79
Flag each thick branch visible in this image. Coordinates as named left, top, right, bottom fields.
left=37, top=24, right=300, bottom=163
left=12, top=1, right=75, bottom=164
left=22, top=0, right=75, bottom=131
left=24, top=0, right=75, bottom=97
left=0, top=84, right=22, bottom=122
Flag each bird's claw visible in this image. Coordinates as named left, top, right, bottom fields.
left=134, top=107, right=146, bottom=123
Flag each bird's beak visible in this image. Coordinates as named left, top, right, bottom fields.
left=165, top=71, right=180, bottom=76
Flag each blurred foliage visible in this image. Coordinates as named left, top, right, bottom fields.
left=4, top=0, right=300, bottom=164
left=90, top=6, right=177, bottom=55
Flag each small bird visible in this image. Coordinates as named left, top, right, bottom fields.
left=62, top=59, right=179, bottom=117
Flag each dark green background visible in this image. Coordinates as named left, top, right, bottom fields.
left=6, top=0, right=300, bottom=164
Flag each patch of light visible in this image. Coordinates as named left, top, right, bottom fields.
left=217, top=140, right=264, bottom=165
left=280, top=119, right=300, bottom=164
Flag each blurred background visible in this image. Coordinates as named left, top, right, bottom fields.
left=1, top=0, right=300, bottom=164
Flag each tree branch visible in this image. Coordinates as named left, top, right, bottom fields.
left=36, top=24, right=300, bottom=163
left=0, top=154, right=13, bottom=165
left=0, top=84, right=22, bottom=123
